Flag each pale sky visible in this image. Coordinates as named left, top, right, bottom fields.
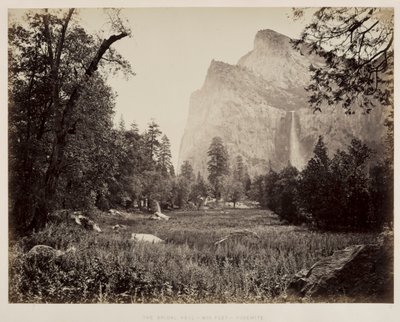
left=10, top=8, right=312, bottom=168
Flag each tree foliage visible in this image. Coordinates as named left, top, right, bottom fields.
left=172, top=161, right=195, bottom=208
left=9, top=9, right=131, bottom=232
left=190, top=172, right=210, bottom=202
left=297, top=136, right=332, bottom=227
left=292, top=8, right=393, bottom=114
left=180, top=160, right=195, bottom=182
left=143, top=120, right=162, bottom=164
left=8, top=9, right=180, bottom=232
left=207, top=137, right=229, bottom=199
left=223, top=155, right=251, bottom=207
left=224, top=178, right=245, bottom=208
left=252, top=166, right=300, bottom=224
left=157, top=135, right=173, bottom=176
left=113, top=120, right=175, bottom=210
left=252, top=135, right=393, bottom=231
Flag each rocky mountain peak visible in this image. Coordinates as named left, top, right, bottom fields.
left=238, top=30, right=312, bottom=90
left=208, top=59, right=230, bottom=71
left=178, top=29, right=387, bottom=178
left=253, top=29, right=292, bottom=52
left=204, top=60, right=235, bottom=83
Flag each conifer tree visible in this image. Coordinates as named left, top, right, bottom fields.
left=157, top=135, right=172, bottom=176
left=207, top=137, right=229, bottom=199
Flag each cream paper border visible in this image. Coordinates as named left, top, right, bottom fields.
left=1, top=1, right=398, bottom=321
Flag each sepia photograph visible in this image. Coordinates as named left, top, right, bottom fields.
left=2, top=0, right=398, bottom=320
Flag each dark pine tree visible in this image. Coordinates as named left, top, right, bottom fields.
left=207, top=137, right=229, bottom=200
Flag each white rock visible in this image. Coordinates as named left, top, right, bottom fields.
left=131, top=233, right=164, bottom=244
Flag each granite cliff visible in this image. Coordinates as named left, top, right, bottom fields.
left=178, top=29, right=387, bottom=177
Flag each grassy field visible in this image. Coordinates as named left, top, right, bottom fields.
left=9, top=208, right=377, bottom=303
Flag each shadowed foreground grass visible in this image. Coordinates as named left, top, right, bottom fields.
left=9, top=209, right=377, bottom=303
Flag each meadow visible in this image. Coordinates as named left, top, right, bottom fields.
left=9, top=209, right=377, bottom=303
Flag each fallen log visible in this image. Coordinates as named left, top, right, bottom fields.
left=71, top=213, right=102, bottom=232
left=214, top=229, right=260, bottom=245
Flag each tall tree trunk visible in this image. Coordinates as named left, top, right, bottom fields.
left=31, top=10, right=129, bottom=230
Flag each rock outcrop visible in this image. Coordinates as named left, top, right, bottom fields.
left=178, top=29, right=388, bottom=176
left=25, top=245, right=76, bottom=261
left=286, top=231, right=394, bottom=302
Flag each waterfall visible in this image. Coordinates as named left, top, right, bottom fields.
left=289, top=111, right=304, bottom=169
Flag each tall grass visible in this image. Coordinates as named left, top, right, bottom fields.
left=9, top=209, right=376, bottom=303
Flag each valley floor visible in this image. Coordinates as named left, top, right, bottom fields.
left=9, top=208, right=378, bottom=303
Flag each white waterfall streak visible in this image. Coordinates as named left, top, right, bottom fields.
left=289, top=111, right=304, bottom=169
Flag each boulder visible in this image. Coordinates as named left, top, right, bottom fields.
left=286, top=231, right=394, bottom=302
left=71, top=213, right=102, bottom=232
left=25, top=245, right=76, bottom=261
left=214, top=229, right=260, bottom=245
left=131, top=233, right=165, bottom=244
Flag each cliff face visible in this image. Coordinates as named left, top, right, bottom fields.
left=178, top=29, right=387, bottom=177
left=238, top=29, right=316, bottom=91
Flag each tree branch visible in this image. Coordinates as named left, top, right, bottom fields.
left=54, top=9, right=74, bottom=71
left=60, top=31, right=129, bottom=134
left=86, top=32, right=128, bottom=77
left=42, top=10, right=54, bottom=67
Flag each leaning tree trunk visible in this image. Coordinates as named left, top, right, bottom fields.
left=31, top=9, right=129, bottom=231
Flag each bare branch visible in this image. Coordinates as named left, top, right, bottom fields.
left=42, top=10, right=54, bottom=66
left=85, top=32, right=128, bottom=77
left=54, top=9, right=74, bottom=71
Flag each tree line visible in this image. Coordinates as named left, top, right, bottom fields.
left=177, top=137, right=252, bottom=209
left=251, top=136, right=393, bottom=231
